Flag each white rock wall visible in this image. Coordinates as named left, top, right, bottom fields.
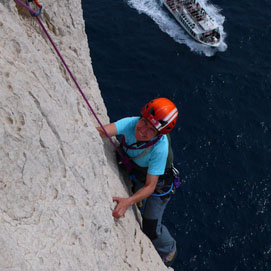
left=0, top=0, right=171, bottom=270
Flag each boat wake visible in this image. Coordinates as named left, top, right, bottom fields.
left=126, top=0, right=227, bottom=56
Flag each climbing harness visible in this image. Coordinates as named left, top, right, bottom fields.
left=131, top=165, right=180, bottom=211
left=151, top=183, right=174, bottom=197
left=14, top=0, right=134, bottom=172
left=151, top=166, right=181, bottom=197
left=117, top=133, right=181, bottom=197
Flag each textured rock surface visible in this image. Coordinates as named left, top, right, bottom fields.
left=0, top=0, right=172, bottom=270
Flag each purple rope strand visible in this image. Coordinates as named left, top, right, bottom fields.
left=14, top=0, right=133, bottom=170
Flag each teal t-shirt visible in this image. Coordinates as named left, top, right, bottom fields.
left=115, top=117, right=168, bottom=175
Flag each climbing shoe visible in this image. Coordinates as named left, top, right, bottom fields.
left=137, top=201, right=143, bottom=209
left=162, top=247, right=177, bottom=267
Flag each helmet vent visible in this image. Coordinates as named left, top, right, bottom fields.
left=141, top=98, right=178, bottom=134
left=148, top=107, right=155, bottom=116
left=159, top=120, right=168, bottom=127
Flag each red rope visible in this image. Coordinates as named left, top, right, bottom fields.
left=33, top=0, right=41, bottom=8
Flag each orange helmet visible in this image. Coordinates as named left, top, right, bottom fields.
left=141, top=98, right=178, bottom=134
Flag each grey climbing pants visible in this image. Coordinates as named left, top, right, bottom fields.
left=133, top=181, right=176, bottom=257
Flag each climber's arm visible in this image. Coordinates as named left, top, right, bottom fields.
left=96, top=123, right=117, bottom=138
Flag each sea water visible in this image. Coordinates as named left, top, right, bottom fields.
left=83, top=0, right=271, bottom=270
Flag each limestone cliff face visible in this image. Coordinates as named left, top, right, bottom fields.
left=0, top=1, right=171, bottom=270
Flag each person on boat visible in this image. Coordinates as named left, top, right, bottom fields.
left=97, top=97, right=179, bottom=267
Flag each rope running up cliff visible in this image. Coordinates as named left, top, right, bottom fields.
left=14, top=0, right=134, bottom=171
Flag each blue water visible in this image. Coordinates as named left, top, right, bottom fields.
left=82, top=0, right=271, bottom=270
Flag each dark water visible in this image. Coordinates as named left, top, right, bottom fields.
left=82, top=0, right=271, bottom=270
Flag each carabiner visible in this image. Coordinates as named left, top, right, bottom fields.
left=26, top=0, right=42, bottom=17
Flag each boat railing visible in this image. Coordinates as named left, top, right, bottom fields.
left=166, top=0, right=188, bottom=12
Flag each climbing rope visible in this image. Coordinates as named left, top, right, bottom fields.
left=32, top=0, right=42, bottom=8
left=14, top=0, right=133, bottom=171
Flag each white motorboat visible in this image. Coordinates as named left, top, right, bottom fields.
left=163, top=0, right=221, bottom=47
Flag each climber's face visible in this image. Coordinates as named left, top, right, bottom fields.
left=135, top=117, right=158, bottom=141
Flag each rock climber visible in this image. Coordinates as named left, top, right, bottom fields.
left=97, top=97, right=179, bottom=267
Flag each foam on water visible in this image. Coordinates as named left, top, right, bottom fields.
left=127, top=0, right=227, bottom=56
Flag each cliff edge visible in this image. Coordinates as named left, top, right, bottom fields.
left=0, top=0, right=172, bottom=270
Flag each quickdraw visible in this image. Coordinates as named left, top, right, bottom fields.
left=25, top=0, right=42, bottom=17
